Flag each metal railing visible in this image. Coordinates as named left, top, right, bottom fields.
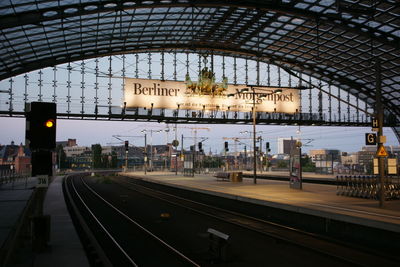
left=0, top=170, right=31, bottom=189
left=336, top=175, right=400, bottom=200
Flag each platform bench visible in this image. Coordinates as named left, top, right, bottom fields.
left=214, top=172, right=230, bottom=181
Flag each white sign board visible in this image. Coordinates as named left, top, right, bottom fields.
left=124, top=78, right=300, bottom=113
left=388, top=158, right=397, bottom=175
left=373, top=158, right=378, bottom=175
left=184, top=161, right=193, bottom=169
left=36, top=175, right=49, bottom=188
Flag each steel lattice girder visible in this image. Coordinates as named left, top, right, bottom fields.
left=0, top=0, right=399, bottom=139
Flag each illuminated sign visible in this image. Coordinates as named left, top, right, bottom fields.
left=124, top=78, right=300, bottom=113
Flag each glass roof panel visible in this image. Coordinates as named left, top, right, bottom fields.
left=0, top=0, right=398, bottom=129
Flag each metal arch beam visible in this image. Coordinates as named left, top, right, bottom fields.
left=276, top=61, right=387, bottom=114
left=280, top=64, right=400, bottom=122
left=0, top=40, right=394, bottom=102
left=4, top=38, right=398, bottom=119
left=0, top=23, right=390, bottom=97
left=393, top=127, right=400, bottom=144
left=2, top=37, right=399, bottom=120
left=283, top=64, right=400, bottom=119
left=0, top=41, right=368, bottom=92
left=200, top=6, right=236, bottom=41
left=2, top=1, right=396, bottom=107
left=0, top=0, right=398, bottom=50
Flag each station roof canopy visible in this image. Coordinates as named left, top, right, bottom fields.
left=0, top=1, right=399, bottom=130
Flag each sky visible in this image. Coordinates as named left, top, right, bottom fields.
left=1, top=116, right=398, bottom=154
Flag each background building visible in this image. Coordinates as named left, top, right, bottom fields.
left=309, top=149, right=340, bottom=174
left=0, top=141, right=31, bottom=174
left=277, top=138, right=297, bottom=154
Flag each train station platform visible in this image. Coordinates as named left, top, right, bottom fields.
left=0, top=176, right=89, bottom=267
left=123, top=171, right=400, bottom=233
left=32, top=176, right=89, bottom=267
left=0, top=177, right=36, bottom=265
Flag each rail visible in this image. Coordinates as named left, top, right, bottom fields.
left=113, top=174, right=400, bottom=266
left=65, top=173, right=199, bottom=266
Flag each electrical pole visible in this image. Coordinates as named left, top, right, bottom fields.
left=259, top=136, right=263, bottom=173
left=244, top=145, right=247, bottom=171
left=175, top=124, right=178, bottom=175
left=181, top=134, right=184, bottom=174
left=376, top=60, right=385, bottom=207
left=144, top=133, right=147, bottom=175
left=125, top=150, right=128, bottom=172
left=252, top=87, right=257, bottom=184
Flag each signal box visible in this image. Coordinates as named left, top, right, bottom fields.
left=26, top=102, right=57, bottom=150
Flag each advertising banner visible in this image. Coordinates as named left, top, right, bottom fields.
left=124, top=78, right=300, bottom=113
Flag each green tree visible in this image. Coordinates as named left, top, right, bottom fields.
left=111, top=151, right=118, bottom=168
left=277, top=160, right=288, bottom=168
left=202, top=156, right=223, bottom=168
left=92, top=144, right=103, bottom=168
left=301, top=155, right=316, bottom=172
left=102, top=154, right=110, bottom=168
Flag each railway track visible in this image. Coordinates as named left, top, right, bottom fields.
left=64, top=172, right=399, bottom=266
left=112, top=174, right=399, bottom=267
left=64, top=173, right=199, bottom=266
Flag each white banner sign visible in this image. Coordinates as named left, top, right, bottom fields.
left=124, top=78, right=300, bottom=113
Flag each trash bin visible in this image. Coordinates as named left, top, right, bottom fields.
left=230, top=172, right=242, bottom=182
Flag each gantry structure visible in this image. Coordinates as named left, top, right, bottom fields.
left=0, top=1, right=399, bottom=141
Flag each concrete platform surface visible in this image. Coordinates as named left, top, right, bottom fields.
left=0, top=178, right=36, bottom=256
left=33, top=176, right=89, bottom=267
left=123, top=171, right=400, bottom=233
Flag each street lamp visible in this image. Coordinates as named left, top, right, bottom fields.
left=229, top=87, right=282, bottom=184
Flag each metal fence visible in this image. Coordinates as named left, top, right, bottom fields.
left=336, top=175, right=400, bottom=200
left=0, top=170, right=31, bottom=188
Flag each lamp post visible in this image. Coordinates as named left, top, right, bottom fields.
left=251, top=90, right=257, bottom=183
left=239, top=131, right=254, bottom=171
left=141, top=129, right=162, bottom=173
left=141, top=131, right=147, bottom=174
left=229, top=87, right=282, bottom=184
left=164, top=127, right=170, bottom=171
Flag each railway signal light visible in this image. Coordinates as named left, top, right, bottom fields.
left=125, top=140, right=129, bottom=151
left=45, top=119, right=55, bottom=128
left=266, top=142, right=271, bottom=152
left=26, top=102, right=57, bottom=150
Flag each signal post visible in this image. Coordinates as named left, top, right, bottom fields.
left=26, top=102, right=57, bottom=251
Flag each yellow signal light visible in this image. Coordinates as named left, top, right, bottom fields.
left=45, top=119, right=55, bottom=128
